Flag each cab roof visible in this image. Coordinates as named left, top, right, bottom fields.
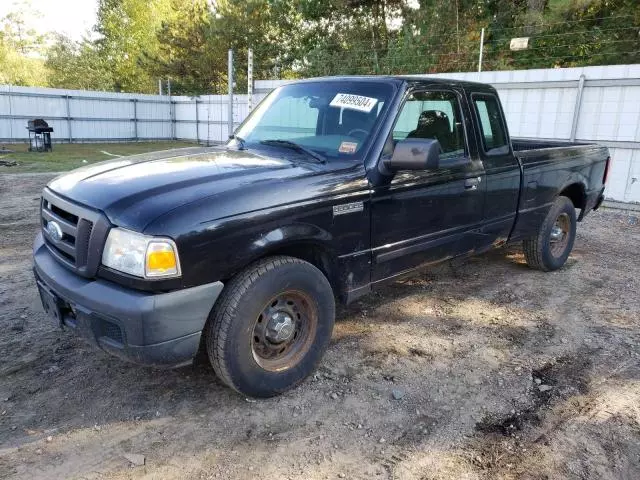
left=288, top=75, right=497, bottom=93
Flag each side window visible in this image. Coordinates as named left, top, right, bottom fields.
left=392, top=90, right=466, bottom=156
left=473, top=95, right=509, bottom=154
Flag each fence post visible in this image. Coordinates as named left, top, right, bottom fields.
left=248, top=48, right=254, bottom=113
left=65, top=95, right=72, bottom=143
left=7, top=88, right=13, bottom=141
left=570, top=74, right=586, bottom=141
left=132, top=99, right=138, bottom=141
left=228, top=49, right=234, bottom=137
left=195, top=98, right=199, bottom=144
left=478, top=28, right=485, bottom=73
left=167, top=79, right=176, bottom=140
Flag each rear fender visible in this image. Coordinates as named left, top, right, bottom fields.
left=559, top=175, right=588, bottom=219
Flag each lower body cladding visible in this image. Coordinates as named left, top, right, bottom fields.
left=584, top=188, right=605, bottom=216
left=33, top=233, right=223, bottom=367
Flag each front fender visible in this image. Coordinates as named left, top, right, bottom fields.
left=180, top=215, right=340, bottom=288
left=249, top=223, right=333, bottom=255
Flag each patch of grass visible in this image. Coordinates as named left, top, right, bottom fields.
left=0, top=141, right=199, bottom=173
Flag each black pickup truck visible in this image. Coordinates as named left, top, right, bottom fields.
left=33, top=76, right=609, bottom=397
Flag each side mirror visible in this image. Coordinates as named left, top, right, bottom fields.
left=383, top=138, right=441, bottom=172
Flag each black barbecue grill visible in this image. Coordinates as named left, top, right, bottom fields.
left=27, top=119, right=54, bottom=152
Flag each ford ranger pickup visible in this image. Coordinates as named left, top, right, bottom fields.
left=33, top=76, right=609, bottom=397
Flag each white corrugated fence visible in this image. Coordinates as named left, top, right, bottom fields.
left=1, top=64, right=639, bottom=204
left=0, top=85, right=247, bottom=145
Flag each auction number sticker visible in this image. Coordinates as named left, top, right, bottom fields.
left=339, top=141, right=358, bottom=154
left=330, top=93, right=378, bottom=113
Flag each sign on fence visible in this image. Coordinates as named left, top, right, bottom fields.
left=510, top=37, right=530, bottom=51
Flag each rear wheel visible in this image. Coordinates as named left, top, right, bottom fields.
left=206, top=256, right=335, bottom=398
left=523, top=196, right=577, bottom=271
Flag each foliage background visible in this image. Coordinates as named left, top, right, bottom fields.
left=1, top=0, right=638, bottom=94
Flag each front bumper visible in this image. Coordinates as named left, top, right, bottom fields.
left=33, top=232, right=223, bottom=367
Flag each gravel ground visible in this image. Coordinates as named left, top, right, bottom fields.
left=1, top=173, right=639, bottom=480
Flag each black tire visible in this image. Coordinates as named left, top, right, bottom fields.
left=523, top=196, right=577, bottom=271
left=206, top=256, right=335, bottom=398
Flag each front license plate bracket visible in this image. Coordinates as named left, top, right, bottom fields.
left=38, top=284, right=64, bottom=328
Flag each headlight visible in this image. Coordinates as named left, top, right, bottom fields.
left=101, top=228, right=181, bottom=279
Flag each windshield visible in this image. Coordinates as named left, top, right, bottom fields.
left=230, top=81, right=395, bottom=161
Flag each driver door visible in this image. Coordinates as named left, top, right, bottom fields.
left=370, top=87, right=486, bottom=283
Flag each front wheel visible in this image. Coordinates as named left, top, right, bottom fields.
left=523, top=196, right=577, bottom=271
left=206, top=256, right=335, bottom=398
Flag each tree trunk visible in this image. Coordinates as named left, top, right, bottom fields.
left=524, top=0, right=547, bottom=34
left=527, top=0, right=547, bottom=13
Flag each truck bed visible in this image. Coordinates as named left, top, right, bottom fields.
left=512, top=138, right=607, bottom=174
left=508, top=136, right=608, bottom=239
left=512, top=138, right=607, bottom=169
left=512, top=138, right=592, bottom=152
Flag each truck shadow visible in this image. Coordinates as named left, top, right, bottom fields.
left=2, top=247, right=526, bottom=444
left=336, top=245, right=530, bottom=322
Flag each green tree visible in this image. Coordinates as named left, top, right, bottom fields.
left=484, top=0, right=640, bottom=70
left=1, top=1, right=47, bottom=55
left=298, top=0, right=639, bottom=75
left=212, top=0, right=304, bottom=86
left=0, top=35, right=48, bottom=86
left=298, top=0, right=404, bottom=76
left=45, top=34, right=114, bottom=90
left=6, top=0, right=640, bottom=92
left=144, top=0, right=303, bottom=94
left=94, top=0, right=174, bottom=92
left=0, top=2, right=49, bottom=86
left=141, top=0, right=223, bottom=94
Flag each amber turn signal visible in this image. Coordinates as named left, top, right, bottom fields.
left=145, top=241, right=180, bottom=277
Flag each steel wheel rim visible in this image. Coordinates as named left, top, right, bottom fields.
left=549, top=212, right=570, bottom=257
left=251, top=290, right=318, bottom=372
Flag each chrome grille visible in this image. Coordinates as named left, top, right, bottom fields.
left=40, top=188, right=111, bottom=278
left=42, top=200, right=82, bottom=265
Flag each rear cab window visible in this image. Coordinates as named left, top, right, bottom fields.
left=472, top=94, right=510, bottom=156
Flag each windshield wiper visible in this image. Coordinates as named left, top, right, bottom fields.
left=260, top=139, right=326, bottom=164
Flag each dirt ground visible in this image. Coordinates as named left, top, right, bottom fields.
left=1, top=172, right=639, bottom=480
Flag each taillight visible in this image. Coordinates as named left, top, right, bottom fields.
left=603, top=156, right=611, bottom=185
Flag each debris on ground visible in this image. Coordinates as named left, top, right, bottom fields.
left=391, top=389, right=405, bottom=400
left=123, top=453, right=146, bottom=466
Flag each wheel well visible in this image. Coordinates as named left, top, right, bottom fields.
left=266, top=243, right=336, bottom=287
left=204, top=243, right=339, bottom=357
left=560, top=183, right=586, bottom=211
left=220, top=243, right=338, bottom=294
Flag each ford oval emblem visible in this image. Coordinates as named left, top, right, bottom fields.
left=47, top=221, right=63, bottom=242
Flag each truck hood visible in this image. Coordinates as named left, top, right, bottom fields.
left=47, top=146, right=325, bottom=231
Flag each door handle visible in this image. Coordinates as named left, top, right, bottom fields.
left=464, top=177, right=482, bottom=190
